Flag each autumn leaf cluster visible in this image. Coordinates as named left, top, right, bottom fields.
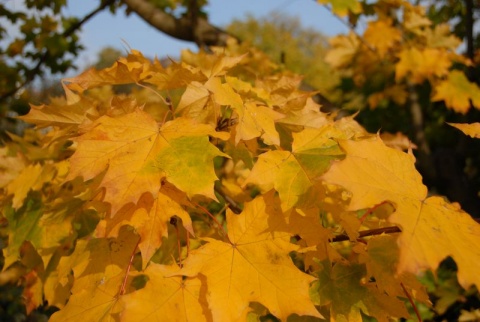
left=324, top=0, right=480, bottom=114
left=1, top=38, right=480, bottom=322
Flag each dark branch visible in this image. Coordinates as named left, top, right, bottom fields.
left=0, top=0, right=115, bottom=102
left=331, top=226, right=401, bottom=243
left=121, top=0, right=231, bottom=46
left=214, top=185, right=242, bottom=214
left=331, top=217, right=480, bottom=243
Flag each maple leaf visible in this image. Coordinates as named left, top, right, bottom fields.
left=205, top=77, right=285, bottom=145
left=106, top=182, right=194, bottom=268
left=448, top=122, right=480, bottom=138
left=3, top=199, right=73, bottom=270
left=66, top=110, right=229, bottom=215
left=7, top=163, right=56, bottom=209
left=244, top=125, right=344, bottom=210
left=277, top=97, right=329, bottom=128
left=63, top=50, right=160, bottom=93
left=0, top=148, right=26, bottom=188
left=145, top=59, right=207, bottom=90
left=325, top=33, right=360, bottom=69
left=322, top=137, right=480, bottom=290
left=403, top=3, right=432, bottom=32
left=181, top=49, right=246, bottom=78
left=50, top=228, right=139, bottom=321
left=176, top=81, right=212, bottom=121
left=310, top=260, right=409, bottom=321
left=120, top=263, right=209, bottom=321
left=432, top=70, right=480, bottom=113
left=426, top=24, right=462, bottom=50
left=356, top=235, right=428, bottom=303
left=177, top=193, right=322, bottom=321
left=364, top=20, right=402, bottom=57
left=395, top=47, right=451, bottom=84
left=19, top=97, right=93, bottom=130
left=317, top=0, right=361, bottom=16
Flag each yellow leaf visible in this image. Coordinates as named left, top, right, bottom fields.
left=323, top=137, right=480, bottom=290
left=432, top=70, right=480, bottom=113
left=50, top=228, right=138, bottom=321
left=181, top=49, right=246, bottom=78
left=448, top=122, right=480, bottom=138
left=106, top=182, right=194, bottom=268
left=206, top=77, right=285, bottom=145
left=396, top=47, right=451, bottom=84
left=67, top=110, right=229, bottom=215
left=7, top=163, right=56, bottom=209
left=311, top=260, right=409, bottom=321
left=317, top=0, right=361, bottom=16
left=403, top=4, right=431, bottom=33
left=426, top=24, right=462, bottom=50
left=63, top=50, right=159, bottom=92
left=244, top=126, right=344, bottom=210
left=178, top=193, right=322, bottom=321
left=364, top=20, right=402, bottom=57
left=325, top=33, right=359, bottom=69
left=120, top=264, right=209, bottom=321
left=176, top=81, right=211, bottom=120
left=0, top=148, right=26, bottom=188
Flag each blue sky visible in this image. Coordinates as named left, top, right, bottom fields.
left=65, top=0, right=349, bottom=68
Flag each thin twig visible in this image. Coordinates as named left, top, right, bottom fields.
left=401, top=282, right=422, bottom=322
left=332, top=218, right=480, bottom=243
left=214, top=185, right=242, bottom=214
left=192, top=201, right=231, bottom=243
left=359, top=201, right=392, bottom=224
left=119, top=237, right=139, bottom=296
left=332, top=225, right=401, bottom=243
left=0, top=0, right=116, bottom=102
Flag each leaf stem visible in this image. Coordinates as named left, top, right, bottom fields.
left=214, top=185, right=242, bottom=214
left=401, top=282, right=422, bottom=322
left=192, top=201, right=230, bottom=243
left=119, top=237, right=140, bottom=296
left=359, top=201, right=391, bottom=224
left=332, top=225, right=401, bottom=243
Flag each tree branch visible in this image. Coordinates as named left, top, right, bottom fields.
left=0, top=0, right=115, bottom=102
left=121, top=0, right=231, bottom=46
left=331, top=217, right=480, bottom=243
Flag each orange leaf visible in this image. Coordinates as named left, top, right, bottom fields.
left=448, top=122, right=480, bottom=138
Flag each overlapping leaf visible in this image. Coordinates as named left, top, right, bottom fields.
left=448, top=122, right=480, bottom=138
left=50, top=229, right=139, bottom=322
left=120, top=264, right=208, bottom=321
left=178, top=193, right=321, bottom=321
left=66, top=110, right=229, bottom=215
left=323, top=137, right=480, bottom=290
left=244, top=125, right=344, bottom=210
left=433, top=70, right=480, bottom=113
left=310, top=261, right=409, bottom=322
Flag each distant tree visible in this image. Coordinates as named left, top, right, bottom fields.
left=93, top=46, right=124, bottom=70
left=227, top=13, right=339, bottom=103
